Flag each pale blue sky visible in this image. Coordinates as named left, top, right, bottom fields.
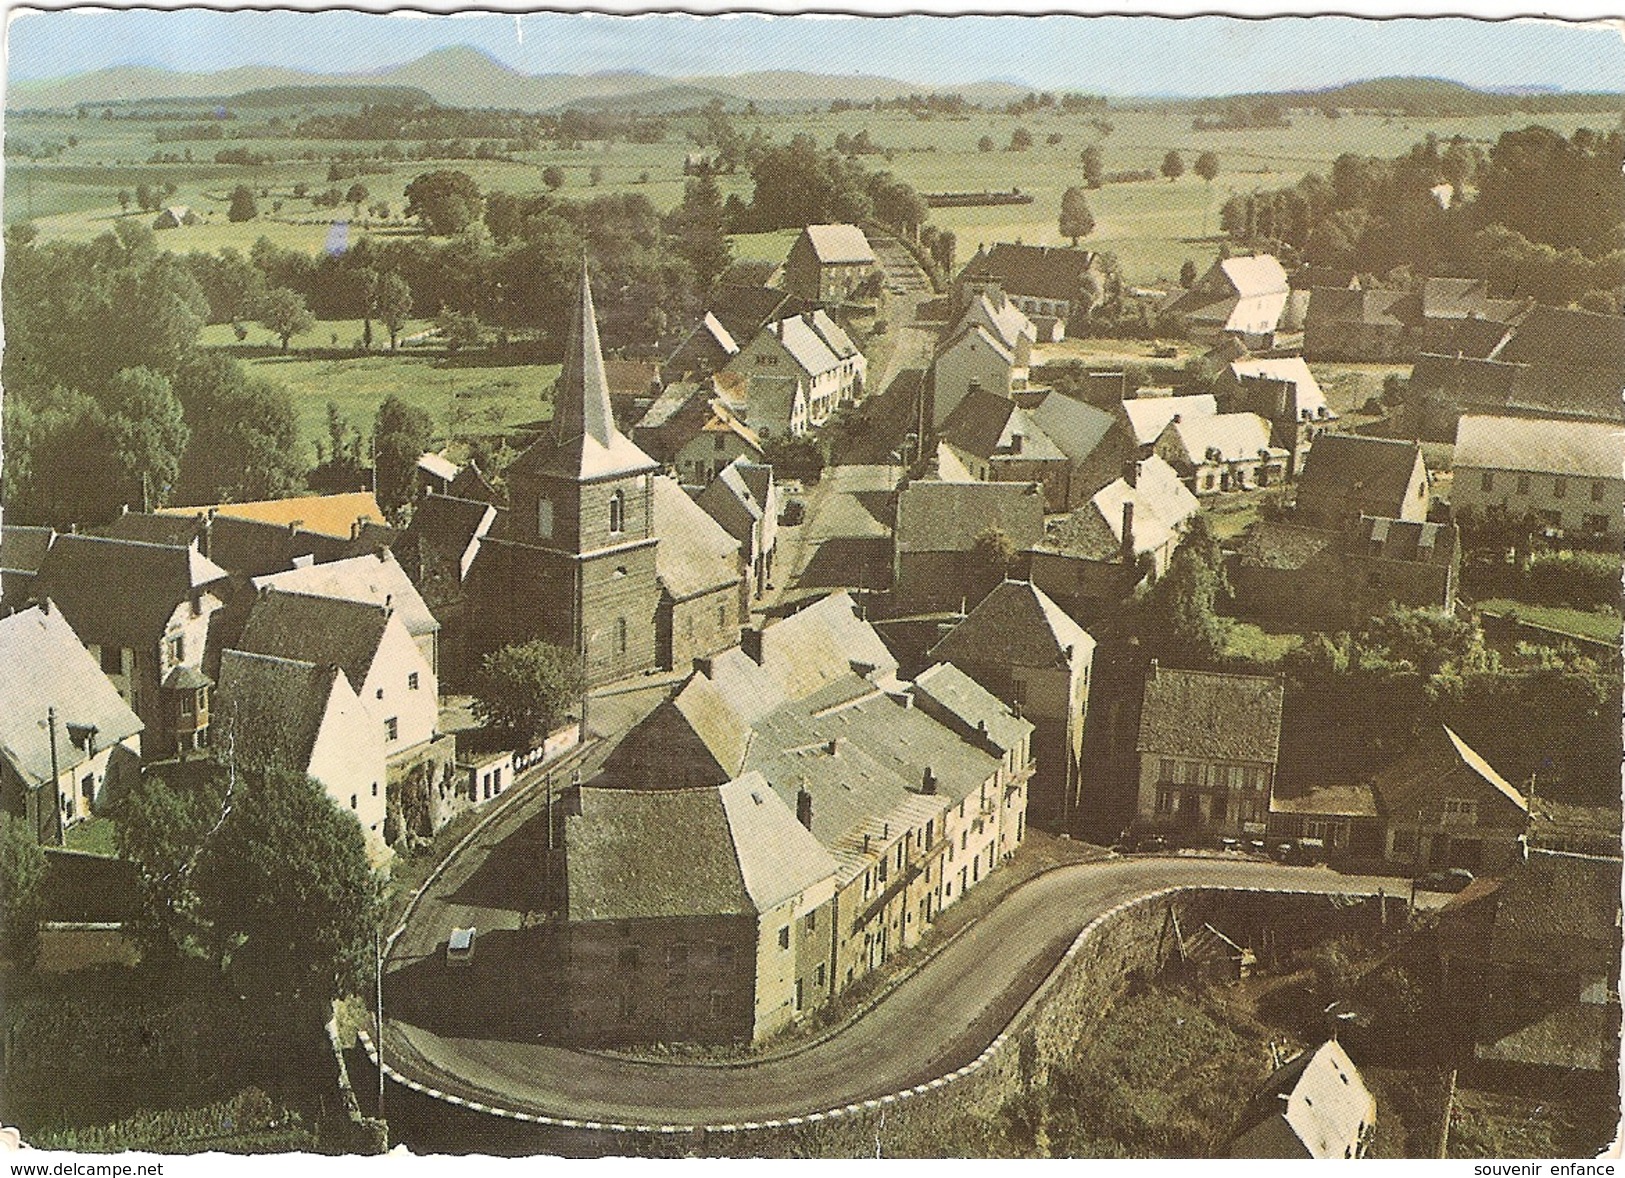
left=6, top=9, right=1623, bottom=96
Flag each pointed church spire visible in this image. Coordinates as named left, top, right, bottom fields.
left=554, top=258, right=615, bottom=449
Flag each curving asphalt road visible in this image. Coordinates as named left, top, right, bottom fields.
left=382, top=853, right=1408, bottom=1128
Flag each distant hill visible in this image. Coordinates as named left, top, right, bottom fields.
left=10, top=54, right=1619, bottom=116
left=8, top=48, right=1030, bottom=113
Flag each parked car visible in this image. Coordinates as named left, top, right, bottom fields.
left=1414, top=868, right=1475, bottom=894
left=446, top=926, right=477, bottom=967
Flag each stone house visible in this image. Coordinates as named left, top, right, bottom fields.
left=1371, top=725, right=1530, bottom=873
left=725, top=310, right=866, bottom=439
left=1292, top=434, right=1429, bottom=531
left=782, top=224, right=877, bottom=306
left=633, top=387, right=764, bottom=487
left=954, top=242, right=1098, bottom=336
left=0, top=603, right=144, bottom=844
left=927, top=580, right=1095, bottom=829
left=1134, top=663, right=1285, bottom=839
left=693, top=458, right=779, bottom=601
left=1436, top=850, right=1622, bottom=1075
left=892, top=474, right=1045, bottom=615
left=1451, top=414, right=1624, bottom=543
left=1303, top=286, right=1413, bottom=362
left=249, top=548, right=440, bottom=674
left=1154, top=411, right=1288, bottom=495
left=392, top=493, right=498, bottom=687
left=31, top=534, right=229, bottom=761
left=651, top=475, right=746, bottom=672
left=561, top=774, right=840, bottom=1045
left=215, top=649, right=391, bottom=864
left=1160, top=255, right=1291, bottom=349
left=1228, top=1040, right=1377, bottom=1158
left=929, top=292, right=1037, bottom=427
left=1222, top=357, right=1337, bottom=477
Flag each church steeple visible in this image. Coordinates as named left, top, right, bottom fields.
left=554, top=258, right=616, bottom=450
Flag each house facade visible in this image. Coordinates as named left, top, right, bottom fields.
left=1154, top=412, right=1288, bottom=495
left=1372, top=725, right=1529, bottom=873
left=1292, top=434, right=1430, bottom=531
left=892, top=475, right=1046, bottom=615
left=693, top=459, right=779, bottom=601
left=955, top=242, right=1097, bottom=334
left=782, top=224, right=877, bottom=306
left=0, top=603, right=144, bottom=844
left=1160, top=255, right=1291, bottom=349
left=726, top=311, right=866, bottom=438
left=1451, top=414, right=1625, bottom=542
left=1134, top=663, right=1285, bottom=840
left=31, top=534, right=229, bottom=761
left=1228, top=1040, right=1377, bottom=1158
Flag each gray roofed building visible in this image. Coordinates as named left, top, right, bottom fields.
left=1121, top=393, right=1219, bottom=447
left=911, top=662, right=1035, bottom=756
left=929, top=579, right=1095, bottom=673
left=215, top=649, right=344, bottom=774
left=957, top=242, right=1097, bottom=305
left=251, top=548, right=438, bottom=646
left=31, top=534, right=228, bottom=650
left=236, top=589, right=392, bottom=697
left=1137, top=664, right=1285, bottom=765
left=393, top=493, right=498, bottom=605
left=0, top=525, right=55, bottom=607
left=1293, top=434, right=1428, bottom=530
left=1159, top=412, right=1277, bottom=466
left=894, top=478, right=1045, bottom=555
left=0, top=603, right=144, bottom=789
left=1453, top=414, right=1624, bottom=480
left=651, top=474, right=743, bottom=602
left=1229, top=1040, right=1376, bottom=1158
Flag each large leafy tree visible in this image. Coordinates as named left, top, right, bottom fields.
left=404, top=169, right=483, bottom=236
left=193, top=766, right=380, bottom=1003
left=256, top=286, right=314, bottom=352
left=472, top=640, right=586, bottom=746
left=0, top=814, right=47, bottom=970
left=171, top=353, right=304, bottom=504
left=664, top=173, right=733, bottom=290
left=114, top=768, right=227, bottom=962
left=374, top=270, right=413, bottom=350
left=1059, top=186, right=1096, bottom=246
left=1138, top=514, right=1231, bottom=667
left=108, top=366, right=189, bottom=511
left=373, top=395, right=434, bottom=514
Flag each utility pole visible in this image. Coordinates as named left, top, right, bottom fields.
left=46, top=706, right=63, bottom=846
left=374, top=927, right=385, bottom=1119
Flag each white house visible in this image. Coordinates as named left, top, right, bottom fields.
left=235, top=587, right=439, bottom=767
left=1162, top=254, right=1292, bottom=348
left=1155, top=411, right=1289, bottom=495
left=0, top=603, right=144, bottom=841
left=726, top=311, right=866, bottom=438
left=1452, top=414, right=1625, bottom=541
left=930, top=292, right=1037, bottom=428
left=693, top=458, right=780, bottom=601
left=216, top=649, right=391, bottom=864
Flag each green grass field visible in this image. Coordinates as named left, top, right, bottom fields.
left=11, top=104, right=1615, bottom=287
left=205, top=335, right=558, bottom=465
left=1477, top=599, right=1624, bottom=644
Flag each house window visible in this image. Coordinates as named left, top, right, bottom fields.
left=385, top=717, right=398, bottom=742
left=1554, top=476, right=1567, bottom=499
left=350, top=794, right=358, bottom=809
left=1592, top=480, right=1606, bottom=503
left=615, top=617, right=628, bottom=655
left=1159, top=758, right=1176, bottom=784
left=1442, top=798, right=1479, bottom=824
left=804, top=910, right=817, bottom=933
left=814, top=963, right=825, bottom=988
left=1156, top=788, right=1175, bottom=815
left=717, top=603, right=727, bottom=628
left=778, top=926, right=790, bottom=950
left=707, top=991, right=725, bottom=1017
left=1584, top=514, right=1609, bottom=533
left=795, top=979, right=804, bottom=1011
left=408, top=672, right=419, bottom=691
left=167, top=635, right=185, bottom=664
left=537, top=497, right=554, bottom=539
left=371, top=782, right=378, bottom=797
left=101, top=646, right=122, bottom=675
left=1480, top=471, right=1494, bottom=493
left=1517, top=473, right=1530, bottom=496
left=1203, top=473, right=1216, bottom=491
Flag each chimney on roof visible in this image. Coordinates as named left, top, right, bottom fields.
left=796, top=787, right=814, bottom=831
left=922, top=766, right=937, bottom=795
left=352, top=518, right=365, bottom=541
left=1124, top=459, right=1139, bottom=488
left=827, top=737, right=842, bottom=756
left=741, top=626, right=765, bottom=665
left=1170, top=414, right=1181, bottom=426
left=693, top=656, right=714, bottom=678
left=287, top=520, right=302, bottom=537
left=1148, top=658, right=1158, bottom=679
left=383, top=593, right=393, bottom=617
left=40, top=597, right=50, bottom=616
left=1121, top=500, right=1136, bottom=566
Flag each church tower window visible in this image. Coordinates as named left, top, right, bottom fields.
left=537, top=497, right=554, bottom=539
left=615, top=617, right=628, bottom=655
left=609, top=490, right=625, bottom=535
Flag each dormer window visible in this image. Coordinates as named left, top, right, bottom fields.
left=609, top=490, right=626, bottom=535
left=537, top=497, right=554, bottom=539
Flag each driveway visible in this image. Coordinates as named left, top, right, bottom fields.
left=381, top=854, right=1405, bottom=1128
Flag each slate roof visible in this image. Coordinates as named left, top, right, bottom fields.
left=762, top=311, right=859, bottom=378
left=911, top=662, right=1034, bottom=755
left=252, top=549, right=438, bottom=640
left=718, top=771, right=841, bottom=912
left=1235, top=521, right=1340, bottom=571
left=31, top=535, right=228, bottom=650
left=101, top=512, right=203, bottom=547
left=214, top=649, right=342, bottom=774
left=1454, top=414, right=1624, bottom=480
left=1229, top=357, right=1332, bottom=420
left=0, top=525, right=55, bottom=576
left=929, top=580, right=1096, bottom=672
left=651, top=474, right=742, bottom=602
left=695, top=458, right=773, bottom=544
left=1122, top=393, right=1219, bottom=446
left=1305, top=286, right=1411, bottom=329
left=447, top=461, right=503, bottom=507
left=1484, top=851, right=1622, bottom=976
left=1420, top=277, right=1490, bottom=320
left=716, top=259, right=782, bottom=289
left=236, top=589, right=393, bottom=693
left=1369, top=725, right=1528, bottom=822
left=955, top=291, right=1035, bottom=351
left=1137, top=665, right=1285, bottom=764
left=801, top=223, right=875, bottom=265
left=158, top=492, right=385, bottom=541
left=511, top=262, right=660, bottom=484
left=1036, top=455, right=1196, bottom=560
left=940, top=389, right=1065, bottom=463
left=1023, top=390, right=1119, bottom=463
left=1229, top=1040, right=1375, bottom=1159
left=0, top=605, right=144, bottom=787
left=894, top=478, right=1045, bottom=554
left=958, top=243, right=1096, bottom=303
left=1161, top=412, right=1279, bottom=464
left=395, top=493, right=496, bottom=580
left=1356, top=517, right=1457, bottom=566
left=1268, top=783, right=1380, bottom=819
left=1294, top=434, right=1423, bottom=518
left=1491, top=304, right=1625, bottom=371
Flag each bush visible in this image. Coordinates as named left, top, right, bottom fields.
left=1524, top=550, right=1623, bottom=610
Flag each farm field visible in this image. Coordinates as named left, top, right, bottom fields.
left=201, top=337, right=558, bottom=466
left=9, top=104, right=1617, bottom=287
